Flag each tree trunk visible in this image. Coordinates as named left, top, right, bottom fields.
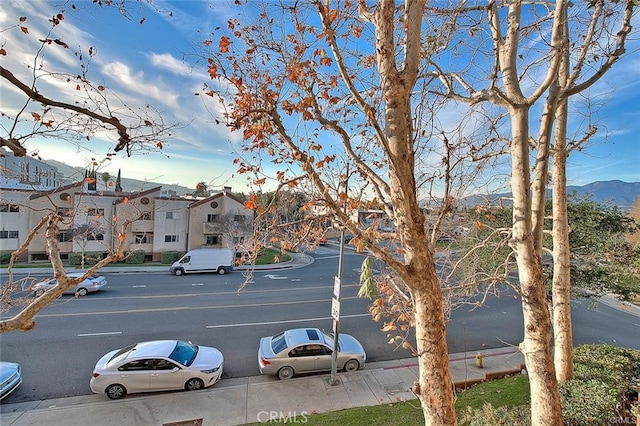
left=413, top=280, right=457, bottom=425
left=551, top=26, right=573, bottom=380
left=510, top=106, right=563, bottom=425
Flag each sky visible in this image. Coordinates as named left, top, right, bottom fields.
left=1, top=0, right=639, bottom=195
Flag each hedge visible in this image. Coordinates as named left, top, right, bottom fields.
left=125, top=250, right=146, bottom=264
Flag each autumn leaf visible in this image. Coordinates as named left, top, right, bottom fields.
left=0, top=48, right=6, bottom=56
left=97, top=85, right=105, bottom=91
left=20, top=26, right=29, bottom=34
left=144, top=120, right=152, bottom=126
left=53, top=39, right=69, bottom=48
left=327, top=9, right=338, bottom=24
left=31, top=112, right=41, bottom=121
left=156, top=142, right=163, bottom=149
left=219, top=36, right=230, bottom=53
left=208, top=63, right=218, bottom=79
left=43, top=120, right=54, bottom=128
left=203, top=40, right=212, bottom=46
left=19, top=17, right=27, bottom=22
left=118, top=233, right=125, bottom=242
left=474, top=220, right=484, bottom=230
left=76, top=84, right=81, bottom=90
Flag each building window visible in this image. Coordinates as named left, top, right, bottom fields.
left=234, top=215, right=245, bottom=222
left=139, top=211, right=152, bottom=220
left=57, top=207, right=72, bottom=216
left=205, top=235, right=221, bottom=245
left=57, top=231, right=72, bottom=242
left=164, top=235, right=178, bottom=243
left=87, top=233, right=104, bottom=241
left=165, top=211, right=180, bottom=220
left=233, top=236, right=245, bottom=245
left=207, top=214, right=219, bottom=222
left=87, top=208, right=105, bottom=216
left=0, top=204, right=20, bottom=212
left=134, top=234, right=152, bottom=244
left=0, top=230, right=19, bottom=239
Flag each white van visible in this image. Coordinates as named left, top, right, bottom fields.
left=170, top=248, right=235, bottom=276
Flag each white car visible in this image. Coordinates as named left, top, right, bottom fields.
left=32, top=272, right=107, bottom=297
left=90, top=340, right=224, bottom=399
left=0, top=362, right=22, bottom=400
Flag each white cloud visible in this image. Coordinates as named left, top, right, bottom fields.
left=148, top=52, right=193, bottom=76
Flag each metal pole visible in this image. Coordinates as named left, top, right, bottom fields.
left=330, top=226, right=345, bottom=386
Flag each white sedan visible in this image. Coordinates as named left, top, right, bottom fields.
left=32, top=272, right=107, bottom=297
left=90, top=340, right=224, bottom=399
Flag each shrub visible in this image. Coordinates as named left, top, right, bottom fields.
left=561, top=345, right=640, bottom=425
left=160, top=251, right=180, bottom=264
left=460, top=403, right=531, bottom=426
left=0, top=251, right=13, bottom=264
left=125, top=250, right=145, bottom=264
left=68, top=252, right=104, bottom=266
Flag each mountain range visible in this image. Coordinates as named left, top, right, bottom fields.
left=44, top=159, right=638, bottom=209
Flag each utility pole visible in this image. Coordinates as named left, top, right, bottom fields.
left=330, top=166, right=349, bottom=386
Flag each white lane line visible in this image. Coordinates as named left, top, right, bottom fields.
left=133, top=285, right=147, bottom=288
left=205, top=313, right=370, bottom=329
left=192, top=283, right=204, bottom=286
left=77, top=331, right=122, bottom=337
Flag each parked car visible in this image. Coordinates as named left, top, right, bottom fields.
left=90, top=340, right=224, bottom=400
left=32, top=272, right=107, bottom=297
left=0, top=362, right=22, bottom=400
left=258, top=328, right=366, bottom=380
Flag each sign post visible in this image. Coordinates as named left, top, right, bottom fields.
left=329, top=230, right=345, bottom=386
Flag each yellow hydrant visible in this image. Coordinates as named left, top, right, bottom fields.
left=476, top=352, right=483, bottom=368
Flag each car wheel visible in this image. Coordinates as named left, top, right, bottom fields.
left=34, top=289, right=45, bottom=297
left=277, top=366, right=294, bottom=380
left=344, top=359, right=359, bottom=372
left=174, top=268, right=184, bottom=276
left=217, top=267, right=226, bottom=275
left=185, top=378, right=204, bottom=391
left=106, top=384, right=126, bottom=400
left=76, top=288, right=88, bottom=296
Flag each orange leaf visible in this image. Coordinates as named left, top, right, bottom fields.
left=203, top=39, right=212, bottom=46
left=19, top=17, right=27, bottom=22
left=208, top=63, right=218, bottom=79
left=0, top=48, right=6, bottom=56
left=76, top=84, right=81, bottom=90
left=327, top=9, right=338, bottom=23
left=474, top=220, right=484, bottom=230
left=31, top=112, right=41, bottom=121
left=97, top=85, right=105, bottom=91
left=20, top=26, right=29, bottom=34
left=118, top=233, right=125, bottom=242
left=219, top=36, right=230, bottom=53
left=156, top=142, right=163, bottom=149
left=144, top=120, right=152, bottom=126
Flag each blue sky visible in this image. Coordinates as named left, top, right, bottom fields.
left=1, top=1, right=639, bottom=194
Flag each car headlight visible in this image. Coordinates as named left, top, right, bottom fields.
left=200, top=366, right=220, bottom=374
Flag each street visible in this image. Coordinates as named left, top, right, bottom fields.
left=1, top=246, right=639, bottom=403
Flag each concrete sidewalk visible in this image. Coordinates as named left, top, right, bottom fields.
left=0, top=347, right=525, bottom=426
left=0, top=251, right=314, bottom=277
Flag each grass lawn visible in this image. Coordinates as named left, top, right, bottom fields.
left=247, top=375, right=530, bottom=425
left=246, top=247, right=292, bottom=265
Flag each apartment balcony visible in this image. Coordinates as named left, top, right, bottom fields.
left=203, top=221, right=225, bottom=234
left=129, top=243, right=153, bottom=253
left=131, top=221, right=154, bottom=233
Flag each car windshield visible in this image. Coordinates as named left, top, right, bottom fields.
left=323, top=332, right=339, bottom=351
left=271, top=332, right=288, bottom=354
left=107, top=344, right=136, bottom=365
left=168, top=341, right=198, bottom=366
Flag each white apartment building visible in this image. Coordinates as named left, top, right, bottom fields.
left=1, top=179, right=254, bottom=262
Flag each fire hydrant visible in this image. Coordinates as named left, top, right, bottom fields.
left=476, top=352, right=483, bottom=368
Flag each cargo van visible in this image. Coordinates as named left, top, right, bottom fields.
left=170, top=248, right=235, bottom=276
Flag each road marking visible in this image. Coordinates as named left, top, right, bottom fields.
left=133, top=285, right=147, bottom=288
left=35, top=297, right=363, bottom=318
left=264, top=274, right=288, bottom=280
left=77, top=331, right=122, bottom=337
left=205, top=313, right=371, bottom=329
left=192, top=283, right=204, bottom=286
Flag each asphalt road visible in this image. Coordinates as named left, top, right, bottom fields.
left=1, top=246, right=639, bottom=403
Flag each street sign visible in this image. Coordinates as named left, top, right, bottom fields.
left=331, top=297, right=340, bottom=321
left=333, top=276, right=340, bottom=298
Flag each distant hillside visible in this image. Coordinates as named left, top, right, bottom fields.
left=45, top=159, right=193, bottom=195
left=461, top=180, right=640, bottom=210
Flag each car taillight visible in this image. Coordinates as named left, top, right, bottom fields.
left=92, top=372, right=100, bottom=378
left=260, top=358, right=270, bottom=366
